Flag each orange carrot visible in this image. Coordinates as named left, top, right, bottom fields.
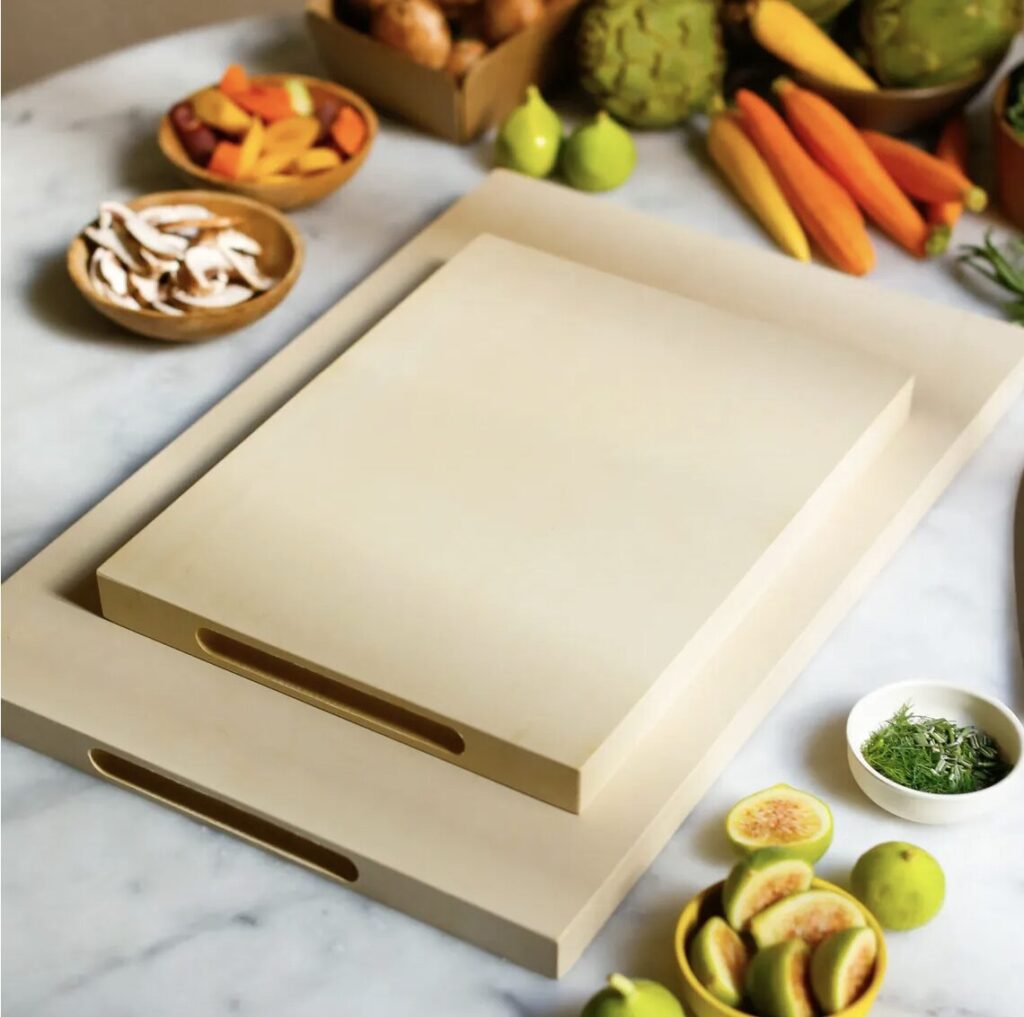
left=208, top=140, right=242, bottom=180
left=234, top=85, right=294, bottom=123
left=735, top=88, right=874, bottom=276
left=218, top=63, right=249, bottom=97
left=861, top=129, right=987, bottom=211
left=775, top=78, right=938, bottom=258
left=331, top=105, right=367, bottom=157
left=928, top=116, right=969, bottom=231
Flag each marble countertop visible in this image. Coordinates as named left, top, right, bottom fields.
left=2, top=17, right=1022, bottom=1017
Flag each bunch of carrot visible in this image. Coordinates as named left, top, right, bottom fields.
left=707, top=78, right=987, bottom=276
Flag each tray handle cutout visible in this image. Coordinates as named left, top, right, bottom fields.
left=195, top=628, right=466, bottom=756
left=89, top=749, right=358, bottom=883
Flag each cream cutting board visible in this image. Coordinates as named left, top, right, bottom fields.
left=97, top=234, right=913, bottom=812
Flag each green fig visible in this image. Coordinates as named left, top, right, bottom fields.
left=746, top=940, right=815, bottom=1017
left=721, top=848, right=814, bottom=931
left=581, top=974, right=685, bottom=1017
left=561, top=112, right=636, bottom=192
left=810, top=927, right=878, bottom=1014
left=495, top=85, right=562, bottom=178
left=688, top=916, right=749, bottom=1007
left=750, top=889, right=866, bottom=949
left=850, top=841, right=944, bottom=930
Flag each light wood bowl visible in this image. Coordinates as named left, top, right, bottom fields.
left=794, top=67, right=993, bottom=134
left=158, top=74, right=377, bottom=210
left=993, top=71, right=1024, bottom=230
left=67, top=190, right=303, bottom=342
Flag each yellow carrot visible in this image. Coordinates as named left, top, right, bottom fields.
left=708, top=107, right=811, bottom=262
left=750, top=0, right=879, bottom=93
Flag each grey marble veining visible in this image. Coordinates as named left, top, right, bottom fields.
left=2, top=17, right=1023, bottom=1016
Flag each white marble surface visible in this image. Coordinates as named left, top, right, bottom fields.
left=2, top=17, right=1023, bottom=1016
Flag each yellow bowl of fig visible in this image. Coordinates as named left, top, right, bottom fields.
left=159, top=66, right=377, bottom=210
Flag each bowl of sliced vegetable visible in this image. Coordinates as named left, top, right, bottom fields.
left=159, top=65, right=377, bottom=210
left=847, top=681, right=1022, bottom=824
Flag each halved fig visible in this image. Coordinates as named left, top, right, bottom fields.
left=750, top=889, right=866, bottom=949
left=746, top=940, right=814, bottom=1017
left=687, top=916, right=749, bottom=1007
left=810, top=926, right=877, bottom=1014
left=722, top=848, right=814, bottom=931
left=726, top=784, right=833, bottom=864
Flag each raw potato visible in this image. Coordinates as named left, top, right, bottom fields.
left=446, top=38, right=489, bottom=78
left=372, top=0, right=452, bottom=69
left=483, top=0, right=543, bottom=43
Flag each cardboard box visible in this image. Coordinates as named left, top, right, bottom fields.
left=305, top=0, right=581, bottom=143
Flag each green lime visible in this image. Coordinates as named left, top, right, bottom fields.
left=725, top=784, right=833, bottom=864
left=494, top=85, right=562, bottom=178
left=581, top=974, right=684, bottom=1017
left=850, top=841, right=944, bottom=930
left=561, top=112, right=636, bottom=192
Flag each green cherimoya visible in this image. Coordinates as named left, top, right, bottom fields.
left=861, top=0, right=1023, bottom=88
left=578, top=0, right=724, bottom=128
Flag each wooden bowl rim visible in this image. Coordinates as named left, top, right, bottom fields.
left=158, top=73, right=378, bottom=192
left=67, top=188, right=304, bottom=322
left=673, top=877, right=888, bottom=1017
left=794, top=65, right=991, bottom=101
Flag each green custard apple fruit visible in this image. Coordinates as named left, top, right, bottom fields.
left=495, top=85, right=563, bottom=178
left=850, top=841, right=944, bottom=930
left=746, top=940, right=815, bottom=1017
left=810, top=927, right=878, bottom=1014
left=750, top=889, right=866, bottom=949
left=688, top=915, right=750, bottom=1007
left=861, top=0, right=1024, bottom=87
left=581, top=974, right=685, bottom=1017
left=561, top=112, right=637, bottom=191
left=722, top=847, right=814, bottom=931
left=725, top=784, right=834, bottom=864
left=577, top=0, right=724, bottom=128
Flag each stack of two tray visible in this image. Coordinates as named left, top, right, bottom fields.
left=5, top=172, right=1024, bottom=976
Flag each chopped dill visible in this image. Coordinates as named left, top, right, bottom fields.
left=861, top=702, right=1010, bottom=795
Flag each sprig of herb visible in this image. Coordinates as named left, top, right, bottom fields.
left=959, top=232, right=1024, bottom=326
left=861, top=702, right=1010, bottom=795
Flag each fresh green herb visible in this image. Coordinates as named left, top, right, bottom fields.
left=1006, top=62, right=1024, bottom=138
left=958, top=231, right=1024, bottom=325
left=861, top=702, right=1010, bottom=795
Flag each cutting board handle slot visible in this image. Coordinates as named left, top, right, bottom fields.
left=88, top=749, right=359, bottom=883
left=194, top=627, right=466, bottom=756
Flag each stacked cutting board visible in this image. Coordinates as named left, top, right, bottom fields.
left=5, top=171, right=1024, bottom=977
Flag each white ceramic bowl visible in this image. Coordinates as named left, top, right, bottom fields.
left=847, top=681, right=1023, bottom=824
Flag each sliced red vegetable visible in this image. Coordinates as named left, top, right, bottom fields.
left=331, top=105, right=367, bottom=157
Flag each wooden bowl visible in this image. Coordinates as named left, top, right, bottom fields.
left=67, top=190, right=303, bottom=342
left=158, top=74, right=377, bottom=210
left=993, top=72, right=1024, bottom=230
left=794, top=68, right=992, bottom=134
left=675, top=878, right=887, bottom=1017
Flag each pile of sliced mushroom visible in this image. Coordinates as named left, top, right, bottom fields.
left=84, top=201, right=278, bottom=314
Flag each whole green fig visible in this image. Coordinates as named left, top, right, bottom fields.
left=495, top=85, right=562, bottom=177
left=562, top=112, right=637, bottom=191
left=861, top=0, right=1023, bottom=87
left=581, top=974, right=685, bottom=1017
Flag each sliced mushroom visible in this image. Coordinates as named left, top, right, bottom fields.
left=102, top=201, right=188, bottom=259
left=171, top=284, right=254, bottom=309
left=151, top=299, right=186, bottom=316
left=129, top=273, right=163, bottom=307
left=217, top=228, right=262, bottom=256
left=84, top=225, right=146, bottom=274
left=183, top=245, right=232, bottom=294
left=139, top=247, right=180, bottom=278
left=88, top=248, right=141, bottom=309
left=219, top=240, right=274, bottom=292
left=138, top=204, right=214, bottom=227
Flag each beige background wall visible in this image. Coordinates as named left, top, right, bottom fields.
left=2, top=0, right=297, bottom=92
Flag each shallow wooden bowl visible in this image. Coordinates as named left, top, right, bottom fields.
left=794, top=68, right=992, bottom=134
left=675, top=879, right=887, bottom=1017
left=67, top=190, right=303, bottom=342
left=158, top=74, right=377, bottom=210
left=993, top=72, right=1024, bottom=230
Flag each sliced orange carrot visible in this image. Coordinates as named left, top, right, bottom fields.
left=208, top=140, right=243, bottom=180
left=234, top=85, right=295, bottom=123
left=237, top=119, right=264, bottom=180
left=775, top=78, right=936, bottom=258
left=861, top=129, right=987, bottom=210
left=736, top=88, right=874, bottom=276
left=331, top=105, right=367, bottom=157
left=928, top=116, right=968, bottom=233
left=218, top=63, right=250, bottom=97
